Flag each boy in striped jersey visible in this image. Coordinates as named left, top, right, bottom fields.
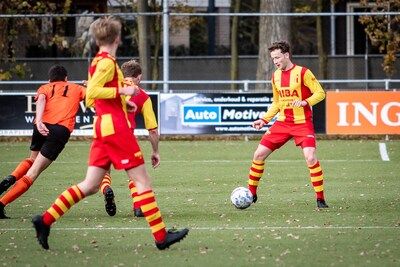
left=247, top=41, right=329, bottom=209
left=100, top=59, right=160, bottom=218
left=32, top=16, right=188, bottom=251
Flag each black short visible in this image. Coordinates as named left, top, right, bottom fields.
left=30, top=123, right=71, bottom=161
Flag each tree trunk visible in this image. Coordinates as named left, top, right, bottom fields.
left=316, top=0, right=327, bottom=79
left=230, top=0, right=240, bottom=91
left=256, top=0, right=291, bottom=91
left=150, top=0, right=161, bottom=90
left=137, top=0, right=151, bottom=81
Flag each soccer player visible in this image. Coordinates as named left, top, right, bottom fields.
left=32, top=16, right=189, bottom=251
left=247, top=41, right=329, bottom=209
left=100, top=59, right=160, bottom=218
left=0, top=65, right=85, bottom=219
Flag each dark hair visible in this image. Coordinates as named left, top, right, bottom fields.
left=48, top=65, right=67, bottom=82
left=121, top=60, right=142, bottom=78
left=268, top=41, right=291, bottom=54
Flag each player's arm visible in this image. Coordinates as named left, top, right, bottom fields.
left=253, top=80, right=280, bottom=130
left=35, top=94, right=49, bottom=136
left=148, top=129, right=160, bottom=169
left=86, top=59, right=138, bottom=104
left=142, top=98, right=160, bottom=168
left=303, top=69, right=325, bottom=106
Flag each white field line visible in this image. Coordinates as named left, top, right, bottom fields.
left=379, top=142, right=390, bottom=161
left=1, top=226, right=399, bottom=231
left=0, top=159, right=381, bottom=165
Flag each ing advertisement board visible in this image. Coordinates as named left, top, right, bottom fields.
left=326, top=91, right=400, bottom=134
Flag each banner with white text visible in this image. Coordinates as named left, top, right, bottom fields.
left=326, top=91, right=400, bottom=134
left=159, top=93, right=274, bottom=134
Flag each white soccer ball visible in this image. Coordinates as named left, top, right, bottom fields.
left=230, top=187, right=253, bottom=209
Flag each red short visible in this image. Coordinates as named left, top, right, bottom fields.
left=260, top=121, right=316, bottom=151
left=88, top=129, right=145, bottom=170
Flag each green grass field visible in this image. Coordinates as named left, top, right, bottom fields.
left=0, top=139, right=399, bottom=266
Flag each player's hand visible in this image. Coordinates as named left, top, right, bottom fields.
left=119, top=84, right=139, bottom=96
left=291, top=100, right=307, bottom=107
left=151, top=153, right=160, bottom=169
left=252, top=119, right=266, bottom=130
left=37, top=121, right=49, bottom=136
left=126, top=100, right=137, bottom=113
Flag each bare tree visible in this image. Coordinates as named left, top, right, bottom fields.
left=230, top=0, right=241, bottom=91
left=256, top=0, right=291, bottom=91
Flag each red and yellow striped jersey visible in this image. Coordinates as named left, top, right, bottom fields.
left=35, top=82, right=85, bottom=132
left=126, top=88, right=157, bottom=130
left=263, top=65, right=325, bottom=124
left=86, top=51, right=131, bottom=138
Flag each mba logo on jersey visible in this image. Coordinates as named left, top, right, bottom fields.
left=182, top=105, right=220, bottom=124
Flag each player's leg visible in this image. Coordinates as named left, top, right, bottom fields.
left=1, top=124, right=69, bottom=219
left=248, top=123, right=290, bottom=203
left=100, top=172, right=116, bottom=216
left=302, top=147, right=328, bottom=208
left=32, top=166, right=106, bottom=250
left=294, top=122, right=328, bottom=209
left=247, top=144, right=273, bottom=203
left=128, top=180, right=144, bottom=217
left=0, top=153, right=52, bottom=219
left=0, top=128, right=43, bottom=195
left=126, top=165, right=189, bottom=250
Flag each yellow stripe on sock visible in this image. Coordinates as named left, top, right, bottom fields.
left=54, top=199, right=69, bottom=213
left=314, top=185, right=324, bottom=192
left=248, top=179, right=259, bottom=186
left=251, top=164, right=264, bottom=171
left=311, top=176, right=323, bottom=182
left=47, top=207, right=61, bottom=220
left=146, top=210, right=162, bottom=223
left=64, top=191, right=78, bottom=206
left=249, top=170, right=262, bottom=178
left=72, top=186, right=83, bottom=199
left=309, top=166, right=322, bottom=174
left=135, top=191, right=155, bottom=202
left=141, top=202, right=157, bottom=213
left=151, top=222, right=166, bottom=234
left=253, top=160, right=264, bottom=165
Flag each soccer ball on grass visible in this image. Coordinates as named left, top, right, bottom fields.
left=230, top=187, right=253, bottom=209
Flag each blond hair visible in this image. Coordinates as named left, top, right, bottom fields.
left=89, top=16, right=121, bottom=46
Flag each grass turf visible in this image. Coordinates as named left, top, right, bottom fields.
left=0, top=139, right=399, bottom=266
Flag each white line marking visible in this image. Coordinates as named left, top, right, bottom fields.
left=0, top=159, right=381, bottom=165
left=1, top=226, right=399, bottom=231
left=379, top=142, right=390, bottom=161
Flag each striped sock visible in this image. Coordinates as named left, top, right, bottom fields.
left=128, top=180, right=139, bottom=210
left=248, top=160, right=265, bottom=196
left=42, top=185, right=84, bottom=226
left=308, top=161, right=325, bottom=200
left=135, top=190, right=167, bottom=242
left=0, top=175, right=33, bottom=206
left=100, top=173, right=112, bottom=194
left=11, top=158, right=34, bottom=180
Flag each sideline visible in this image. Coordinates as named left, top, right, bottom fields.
left=379, top=142, right=390, bottom=161
left=1, top=226, right=399, bottom=231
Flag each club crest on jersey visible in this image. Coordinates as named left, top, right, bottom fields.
left=279, top=89, right=299, bottom=98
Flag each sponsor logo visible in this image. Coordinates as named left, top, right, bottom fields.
left=326, top=91, right=400, bottom=134
left=182, top=105, right=220, bottom=124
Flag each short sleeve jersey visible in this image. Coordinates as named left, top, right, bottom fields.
left=127, top=88, right=157, bottom=130
left=35, top=82, right=85, bottom=132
